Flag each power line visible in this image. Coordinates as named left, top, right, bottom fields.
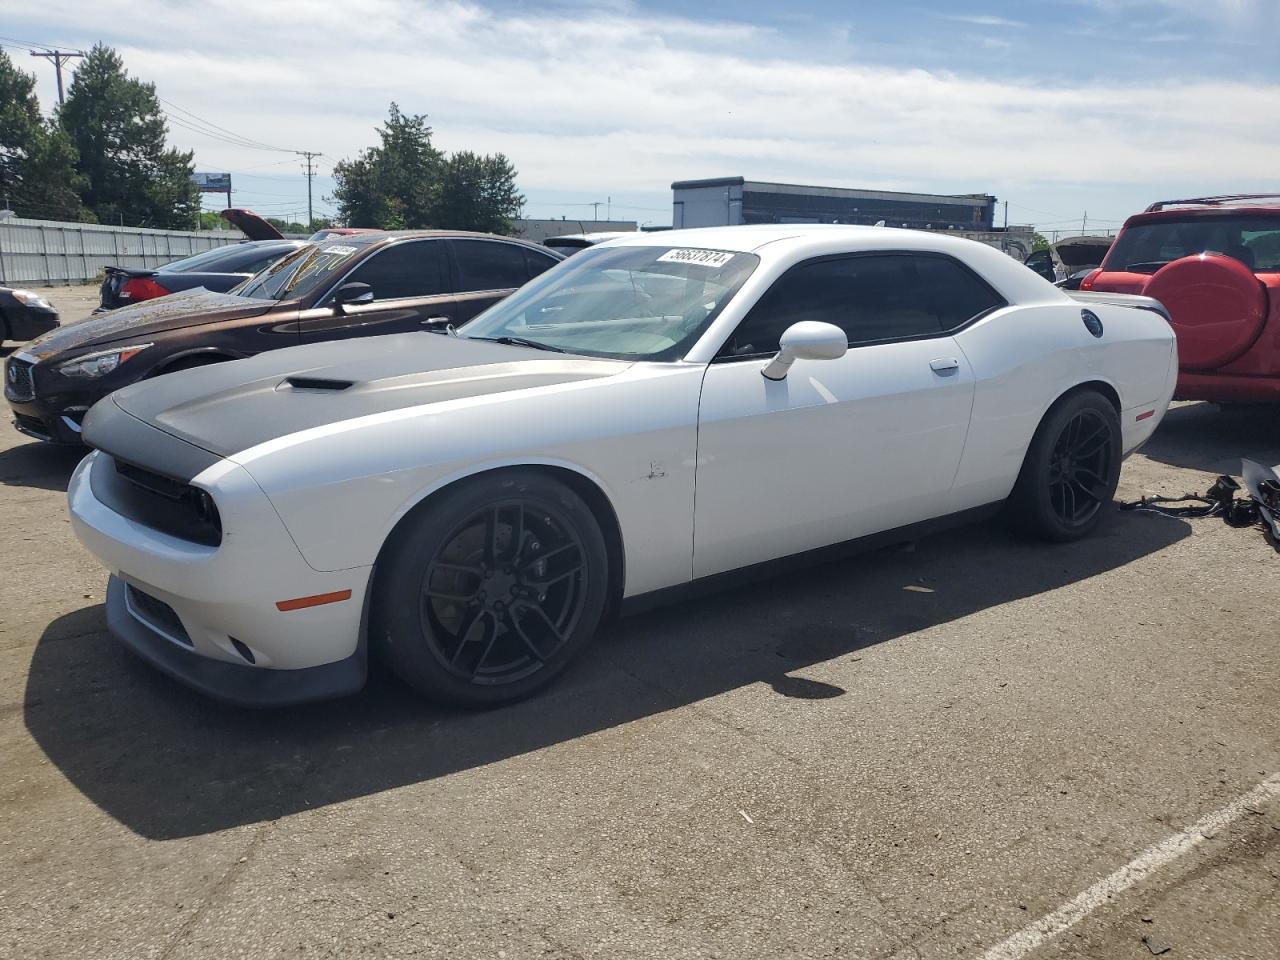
left=158, top=97, right=296, bottom=153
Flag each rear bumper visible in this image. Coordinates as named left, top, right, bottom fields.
left=1175, top=372, right=1280, bottom=403
left=2, top=304, right=59, bottom=343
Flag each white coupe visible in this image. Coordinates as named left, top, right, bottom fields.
left=67, top=225, right=1177, bottom=707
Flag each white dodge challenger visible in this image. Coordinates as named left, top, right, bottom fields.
left=67, top=225, right=1177, bottom=707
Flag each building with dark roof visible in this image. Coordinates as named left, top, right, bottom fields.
left=672, top=177, right=997, bottom=232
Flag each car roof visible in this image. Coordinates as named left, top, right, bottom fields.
left=346, top=229, right=554, bottom=249
left=604, top=224, right=1059, bottom=304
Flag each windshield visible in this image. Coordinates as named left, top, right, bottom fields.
left=460, top=245, right=760, bottom=361
left=1105, top=215, right=1280, bottom=274
left=236, top=239, right=376, bottom=301
left=163, top=244, right=251, bottom=273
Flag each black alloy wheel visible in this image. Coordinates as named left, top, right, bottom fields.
left=1009, top=390, right=1122, bottom=542
left=374, top=470, right=609, bottom=706
left=421, top=499, right=589, bottom=685
left=1047, top=409, right=1114, bottom=529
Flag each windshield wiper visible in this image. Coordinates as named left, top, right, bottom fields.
left=472, top=335, right=566, bottom=353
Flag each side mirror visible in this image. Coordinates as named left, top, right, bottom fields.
left=761, top=321, right=848, bottom=380
left=333, top=282, right=373, bottom=311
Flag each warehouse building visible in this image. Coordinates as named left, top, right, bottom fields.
left=672, top=177, right=997, bottom=232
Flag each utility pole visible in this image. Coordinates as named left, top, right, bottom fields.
left=297, top=151, right=320, bottom=229
left=607, top=196, right=611, bottom=221
left=1003, top=200, right=1008, bottom=230
left=590, top=201, right=601, bottom=220
left=1081, top=211, right=1087, bottom=234
left=30, top=49, right=86, bottom=105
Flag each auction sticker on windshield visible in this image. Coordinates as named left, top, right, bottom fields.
left=321, top=245, right=358, bottom=255
left=656, top=249, right=736, bottom=268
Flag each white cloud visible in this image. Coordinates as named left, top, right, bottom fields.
left=939, top=14, right=1027, bottom=27
left=8, top=0, right=1280, bottom=223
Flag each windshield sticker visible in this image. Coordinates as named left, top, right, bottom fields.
left=321, top=244, right=358, bottom=255
left=656, top=248, right=735, bottom=268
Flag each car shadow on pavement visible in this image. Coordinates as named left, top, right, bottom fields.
left=0, top=438, right=87, bottom=492
left=24, top=509, right=1190, bottom=840
left=1142, top=402, right=1280, bottom=476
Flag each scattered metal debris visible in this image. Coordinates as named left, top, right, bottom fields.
left=1120, top=460, right=1280, bottom=552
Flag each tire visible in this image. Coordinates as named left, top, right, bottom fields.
left=371, top=470, right=610, bottom=707
left=1008, top=390, right=1122, bottom=542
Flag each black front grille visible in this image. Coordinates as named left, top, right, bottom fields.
left=4, top=357, right=35, bottom=402
left=90, top=454, right=223, bottom=547
left=125, top=584, right=193, bottom=647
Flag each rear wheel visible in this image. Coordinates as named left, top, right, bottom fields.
left=1009, top=391, right=1121, bottom=541
left=372, top=470, right=609, bottom=707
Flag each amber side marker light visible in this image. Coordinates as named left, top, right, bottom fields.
left=276, top=590, right=352, bottom=612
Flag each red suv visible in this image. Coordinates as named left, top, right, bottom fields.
left=1084, top=195, right=1280, bottom=403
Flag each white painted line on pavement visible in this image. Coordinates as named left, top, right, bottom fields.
left=978, top=772, right=1280, bottom=960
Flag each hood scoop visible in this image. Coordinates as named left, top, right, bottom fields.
left=282, top=376, right=355, bottom=392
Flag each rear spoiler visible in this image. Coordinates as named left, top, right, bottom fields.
left=103, top=266, right=157, bottom=278
left=1069, top=290, right=1171, bottom=322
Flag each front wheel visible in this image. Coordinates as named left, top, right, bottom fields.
left=372, top=470, right=609, bottom=707
left=1009, top=391, right=1122, bottom=541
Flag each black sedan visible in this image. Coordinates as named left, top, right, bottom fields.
left=0, top=286, right=59, bottom=347
left=98, top=239, right=306, bottom=310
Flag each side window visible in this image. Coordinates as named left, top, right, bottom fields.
left=913, top=256, right=1006, bottom=328
left=243, top=252, right=287, bottom=274
left=525, top=248, right=559, bottom=279
left=453, top=240, right=535, bottom=291
left=723, top=254, right=1003, bottom=358
left=345, top=240, right=449, bottom=300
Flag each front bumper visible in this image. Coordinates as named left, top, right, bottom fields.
left=5, top=352, right=98, bottom=444
left=69, top=451, right=371, bottom=706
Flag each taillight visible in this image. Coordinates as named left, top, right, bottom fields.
left=120, top=276, right=171, bottom=302
left=1079, top=268, right=1103, bottom=291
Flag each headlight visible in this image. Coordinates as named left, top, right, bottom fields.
left=57, top=344, right=153, bottom=379
left=10, top=289, right=54, bottom=311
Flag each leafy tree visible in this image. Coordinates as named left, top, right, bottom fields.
left=330, top=103, right=523, bottom=233
left=59, top=44, right=199, bottom=229
left=331, top=103, right=441, bottom=229
left=434, top=151, right=524, bottom=234
left=0, top=48, right=89, bottom=220
left=1031, top=232, right=1050, bottom=252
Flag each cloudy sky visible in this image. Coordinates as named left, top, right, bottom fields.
left=4, top=0, right=1278, bottom=234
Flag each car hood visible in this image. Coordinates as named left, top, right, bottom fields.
left=93, top=333, right=632, bottom=460
left=21, top=289, right=277, bottom=361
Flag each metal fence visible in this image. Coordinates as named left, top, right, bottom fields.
left=0, top=217, right=243, bottom=286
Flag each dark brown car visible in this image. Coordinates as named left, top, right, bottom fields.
left=4, top=231, right=563, bottom=443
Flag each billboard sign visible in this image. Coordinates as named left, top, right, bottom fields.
left=192, top=172, right=232, bottom=192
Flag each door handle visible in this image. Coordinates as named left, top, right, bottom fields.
left=929, top=357, right=960, bottom=373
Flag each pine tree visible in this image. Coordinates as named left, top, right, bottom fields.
left=0, top=48, right=89, bottom=220
left=59, top=44, right=199, bottom=228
